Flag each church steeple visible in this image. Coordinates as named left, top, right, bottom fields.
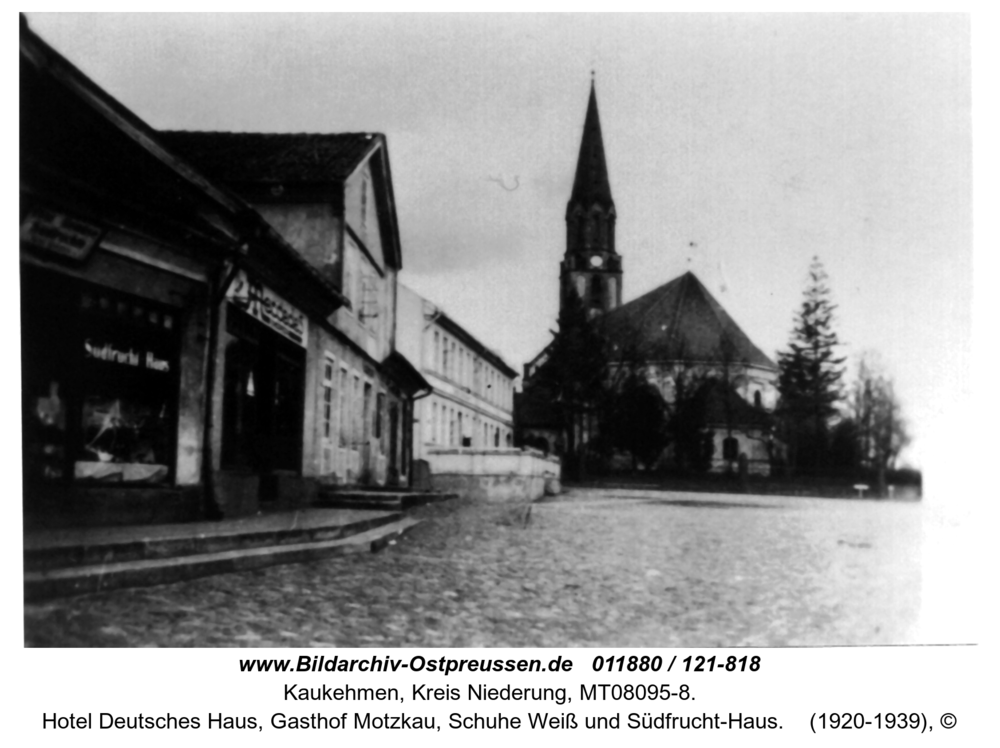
left=562, top=78, right=621, bottom=318
left=569, top=80, right=614, bottom=213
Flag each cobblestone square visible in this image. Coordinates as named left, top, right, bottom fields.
left=24, top=489, right=939, bottom=648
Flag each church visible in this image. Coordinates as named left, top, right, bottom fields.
left=517, top=82, right=780, bottom=476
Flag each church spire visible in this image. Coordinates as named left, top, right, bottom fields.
left=561, top=78, right=621, bottom=318
left=568, top=80, right=614, bottom=213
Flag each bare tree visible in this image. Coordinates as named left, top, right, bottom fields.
left=850, top=352, right=910, bottom=493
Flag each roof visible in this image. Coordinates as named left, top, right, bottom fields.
left=568, top=82, right=614, bottom=212
left=19, top=16, right=346, bottom=318
left=698, top=379, right=773, bottom=429
left=158, top=131, right=379, bottom=186
left=434, top=310, right=519, bottom=380
left=602, top=271, right=776, bottom=370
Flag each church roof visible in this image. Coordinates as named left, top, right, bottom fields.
left=568, top=82, right=614, bottom=211
left=601, top=271, right=776, bottom=370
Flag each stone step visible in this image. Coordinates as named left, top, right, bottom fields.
left=25, top=512, right=402, bottom=573
left=24, top=518, right=421, bottom=601
left=314, top=489, right=459, bottom=511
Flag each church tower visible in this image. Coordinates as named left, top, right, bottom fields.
left=561, top=79, right=622, bottom=318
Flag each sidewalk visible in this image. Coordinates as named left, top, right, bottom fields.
left=24, top=506, right=396, bottom=552
left=23, top=506, right=413, bottom=601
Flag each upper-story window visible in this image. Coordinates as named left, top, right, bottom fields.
left=433, top=331, right=440, bottom=373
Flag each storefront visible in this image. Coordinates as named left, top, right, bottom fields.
left=21, top=264, right=183, bottom=489
left=220, top=271, right=308, bottom=480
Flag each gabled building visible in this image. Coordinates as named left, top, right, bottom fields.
left=518, top=81, right=779, bottom=475
left=161, top=131, right=426, bottom=490
left=19, top=17, right=347, bottom=527
left=396, top=284, right=516, bottom=465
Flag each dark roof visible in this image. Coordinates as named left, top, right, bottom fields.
left=568, top=82, right=614, bottom=211
left=383, top=351, right=432, bottom=396
left=698, top=379, right=773, bottom=429
left=434, top=311, right=518, bottom=380
left=602, top=271, right=776, bottom=370
left=158, top=131, right=378, bottom=185
left=19, top=19, right=346, bottom=319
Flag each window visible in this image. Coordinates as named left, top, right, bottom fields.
left=433, top=331, right=440, bottom=373
left=322, top=356, right=335, bottom=439
left=723, top=436, right=739, bottom=461
left=754, top=390, right=762, bottom=408
left=375, top=391, right=385, bottom=440
left=353, top=375, right=362, bottom=445
left=338, top=368, right=349, bottom=447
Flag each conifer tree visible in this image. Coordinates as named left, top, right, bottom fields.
left=531, top=289, right=610, bottom=478
left=777, top=257, right=846, bottom=471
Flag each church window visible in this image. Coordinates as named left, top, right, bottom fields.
left=590, top=275, right=603, bottom=307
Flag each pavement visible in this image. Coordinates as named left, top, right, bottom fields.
left=23, top=488, right=931, bottom=648
left=24, top=506, right=393, bottom=551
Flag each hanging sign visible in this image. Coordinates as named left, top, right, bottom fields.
left=226, top=270, right=308, bottom=347
left=21, top=208, right=102, bottom=261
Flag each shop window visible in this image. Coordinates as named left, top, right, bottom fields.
left=21, top=269, right=180, bottom=485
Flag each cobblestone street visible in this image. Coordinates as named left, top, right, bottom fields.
left=24, top=488, right=930, bottom=648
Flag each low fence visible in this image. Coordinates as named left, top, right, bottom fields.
left=425, top=448, right=562, bottom=502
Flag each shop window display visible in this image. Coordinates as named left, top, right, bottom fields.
left=21, top=267, right=180, bottom=485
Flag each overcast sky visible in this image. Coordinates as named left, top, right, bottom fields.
left=24, top=13, right=972, bottom=470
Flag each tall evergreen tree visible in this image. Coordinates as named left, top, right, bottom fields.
left=777, top=257, right=846, bottom=471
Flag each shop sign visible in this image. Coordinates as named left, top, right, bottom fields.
left=226, top=270, right=308, bottom=347
left=21, top=208, right=102, bottom=261
left=84, top=339, right=171, bottom=373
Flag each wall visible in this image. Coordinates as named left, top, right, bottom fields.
left=708, top=429, right=773, bottom=476
left=426, top=448, right=561, bottom=502
left=255, top=203, right=342, bottom=283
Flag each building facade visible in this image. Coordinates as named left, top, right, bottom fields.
left=396, top=285, right=516, bottom=464
left=161, top=132, right=426, bottom=492
left=518, top=81, right=780, bottom=475
left=20, top=18, right=347, bottom=527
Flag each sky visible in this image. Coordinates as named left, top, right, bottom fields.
left=23, top=13, right=973, bottom=471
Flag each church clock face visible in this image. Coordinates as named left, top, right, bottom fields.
left=589, top=255, right=604, bottom=268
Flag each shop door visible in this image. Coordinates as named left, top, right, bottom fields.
left=269, top=346, right=304, bottom=473
left=222, top=307, right=304, bottom=475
